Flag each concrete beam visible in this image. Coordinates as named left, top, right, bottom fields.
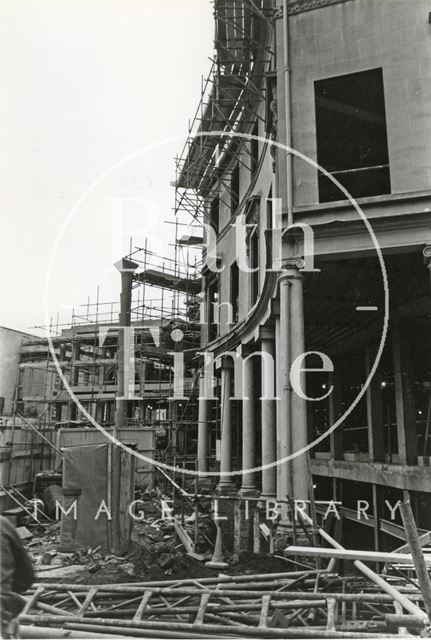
left=311, top=458, right=431, bottom=493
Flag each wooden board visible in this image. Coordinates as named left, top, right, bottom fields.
left=284, top=545, right=431, bottom=566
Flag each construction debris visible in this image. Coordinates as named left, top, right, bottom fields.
left=13, top=495, right=431, bottom=637
left=17, top=526, right=33, bottom=540
left=18, top=567, right=430, bottom=638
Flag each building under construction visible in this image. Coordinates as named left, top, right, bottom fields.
left=2, top=0, right=431, bottom=637
left=1, top=0, right=430, bottom=552
left=173, top=0, right=431, bottom=551
left=0, top=245, right=202, bottom=501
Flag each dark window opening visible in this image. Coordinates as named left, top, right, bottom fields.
left=208, top=279, right=219, bottom=341
left=230, top=262, right=239, bottom=323
left=210, top=196, right=219, bottom=234
left=250, top=230, right=259, bottom=305
left=315, top=68, right=391, bottom=203
left=266, top=192, right=273, bottom=269
left=246, top=198, right=260, bottom=305
left=265, top=72, right=277, bottom=134
left=231, top=163, right=240, bottom=215
left=251, top=122, right=259, bottom=175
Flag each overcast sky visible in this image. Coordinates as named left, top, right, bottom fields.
left=0, top=0, right=213, bottom=335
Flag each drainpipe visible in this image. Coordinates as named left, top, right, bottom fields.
left=282, top=0, right=293, bottom=228
left=276, top=0, right=309, bottom=544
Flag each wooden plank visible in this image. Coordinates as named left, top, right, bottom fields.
left=372, top=484, right=383, bottom=563
left=134, top=591, right=152, bottom=621
left=316, top=504, right=427, bottom=541
left=310, top=459, right=431, bottom=493
left=77, top=587, right=98, bottom=616
left=326, top=598, right=337, bottom=632
left=258, top=595, right=271, bottom=628
left=118, top=447, right=134, bottom=554
left=194, top=593, right=211, bottom=625
left=174, top=520, right=195, bottom=554
left=298, top=510, right=428, bottom=623
left=284, top=546, right=431, bottom=566
left=399, top=500, right=431, bottom=619
left=11, top=448, right=43, bottom=459
left=393, top=531, right=431, bottom=554
left=21, top=585, right=44, bottom=615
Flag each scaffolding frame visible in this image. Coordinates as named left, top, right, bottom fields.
left=174, top=0, right=274, bottom=226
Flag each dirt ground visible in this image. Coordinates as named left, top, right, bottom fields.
left=24, top=493, right=298, bottom=585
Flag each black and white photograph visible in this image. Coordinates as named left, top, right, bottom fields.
left=1, top=0, right=431, bottom=638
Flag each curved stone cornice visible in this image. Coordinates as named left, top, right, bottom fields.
left=203, top=234, right=280, bottom=357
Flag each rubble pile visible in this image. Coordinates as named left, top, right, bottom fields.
left=16, top=492, right=289, bottom=588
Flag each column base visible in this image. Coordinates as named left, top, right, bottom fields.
left=275, top=518, right=311, bottom=552
left=259, top=492, right=277, bottom=502
left=216, top=482, right=237, bottom=495
left=275, top=519, right=291, bottom=553
left=196, top=477, right=213, bottom=492
left=239, top=486, right=259, bottom=498
left=205, top=559, right=229, bottom=569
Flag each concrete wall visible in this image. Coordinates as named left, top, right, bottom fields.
left=0, top=424, right=57, bottom=497
left=289, top=0, right=431, bottom=206
left=57, top=427, right=155, bottom=489
left=206, top=0, right=431, bottom=337
left=0, top=327, right=35, bottom=415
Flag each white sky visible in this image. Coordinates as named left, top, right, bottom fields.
left=0, top=0, right=213, bottom=335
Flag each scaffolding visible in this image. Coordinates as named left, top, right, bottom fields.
left=174, top=0, right=274, bottom=223
left=6, top=0, right=275, bottom=494
left=12, top=222, right=203, bottom=480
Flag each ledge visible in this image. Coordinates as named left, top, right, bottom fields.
left=293, top=189, right=431, bottom=217
left=311, top=458, right=431, bottom=492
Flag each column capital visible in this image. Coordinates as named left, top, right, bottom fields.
left=240, top=343, right=255, bottom=359
left=220, top=355, right=235, bottom=370
left=259, top=325, right=275, bottom=342
left=279, top=260, right=304, bottom=283
left=284, top=258, right=304, bottom=268
left=114, top=257, right=139, bottom=274
left=271, top=298, right=280, bottom=317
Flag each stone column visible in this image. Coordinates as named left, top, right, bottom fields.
left=91, top=401, right=98, bottom=422
left=278, top=275, right=291, bottom=516
left=240, top=347, right=257, bottom=495
left=218, top=357, right=235, bottom=492
left=260, top=328, right=277, bottom=499
left=275, top=313, right=288, bottom=519
left=279, top=264, right=309, bottom=503
left=289, top=265, right=308, bottom=502
left=197, top=373, right=209, bottom=477
left=96, top=401, right=105, bottom=425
